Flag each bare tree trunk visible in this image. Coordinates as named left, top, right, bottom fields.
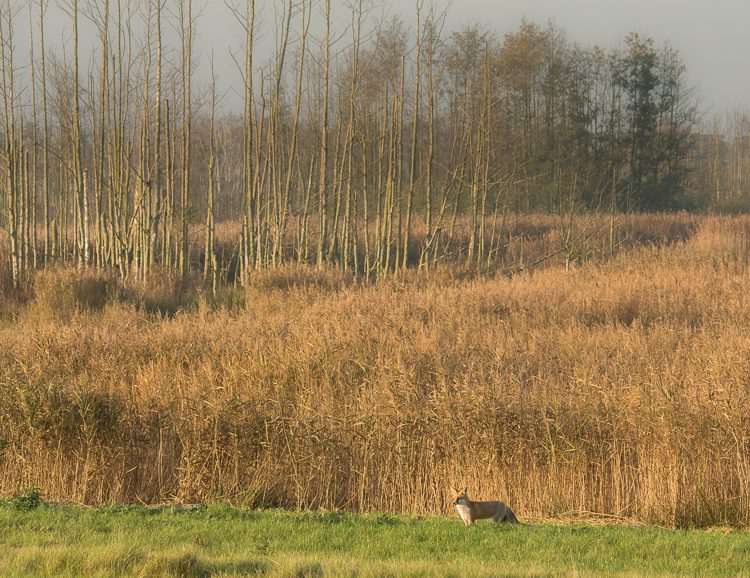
left=164, top=97, right=175, bottom=272
left=316, top=0, right=330, bottom=269
left=37, top=0, right=50, bottom=266
left=204, top=59, right=217, bottom=286
left=26, top=5, right=38, bottom=270
left=241, top=0, right=255, bottom=280
left=394, top=56, right=405, bottom=273
left=89, top=0, right=109, bottom=270
left=420, top=12, right=437, bottom=270
left=1, top=7, right=20, bottom=286
left=71, top=0, right=89, bottom=269
left=403, top=0, right=422, bottom=271
left=284, top=0, right=310, bottom=265
left=342, top=3, right=362, bottom=272
left=179, top=0, right=193, bottom=279
left=270, top=0, right=295, bottom=267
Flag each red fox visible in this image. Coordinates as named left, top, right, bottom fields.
left=450, top=486, right=520, bottom=525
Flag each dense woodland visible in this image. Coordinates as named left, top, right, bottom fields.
left=0, top=0, right=749, bottom=288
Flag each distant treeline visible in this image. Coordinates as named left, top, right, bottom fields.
left=0, top=0, right=748, bottom=286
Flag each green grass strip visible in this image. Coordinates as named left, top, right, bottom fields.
left=0, top=504, right=748, bottom=577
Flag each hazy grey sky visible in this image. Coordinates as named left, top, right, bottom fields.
left=207, top=0, right=750, bottom=116
left=36, top=0, right=750, bottom=118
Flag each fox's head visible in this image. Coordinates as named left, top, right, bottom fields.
left=450, top=486, right=469, bottom=506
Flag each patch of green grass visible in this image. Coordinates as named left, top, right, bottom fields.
left=0, top=504, right=747, bottom=577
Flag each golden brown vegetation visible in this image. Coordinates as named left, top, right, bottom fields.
left=1, top=214, right=749, bottom=528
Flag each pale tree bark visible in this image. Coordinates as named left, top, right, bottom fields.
left=316, top=0, right=330, bottom=269
left=268, top=0, right=293, bottom=267
left=99, top=0, right=110, bottom=268
left=341, top=2, right=364, bottom=272
left=419, top=11, right=436, bottom=270
left=28, top=3, right=39, bottom=269
left=150, top=0, right=163, bottom=277
left=0, top=6, right=20, bottom=286
left=278, top=0, right=310, bottom=268
left=38, top=0, right=50, bottom=266
left=179, top=0, right=193, bottom=279
left=204, top=57, right=217, bottom=287
left=225, top=0, right=255, bottom=280
left=70, top=0, right=89, bottom=269
left=403, top=0, right=422, bottom=271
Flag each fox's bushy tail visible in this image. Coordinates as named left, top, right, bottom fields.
left=504, top=508, right=521, bottom=524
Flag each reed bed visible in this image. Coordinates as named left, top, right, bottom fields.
left=1, top=214, right=750, bottom=527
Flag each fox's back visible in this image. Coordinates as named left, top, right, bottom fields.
left=451, top=487, right=519, bottom=525
left=471, top=499, right=507, bottom=519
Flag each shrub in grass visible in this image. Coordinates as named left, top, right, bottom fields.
left=1, top=488, right=43, bottom=511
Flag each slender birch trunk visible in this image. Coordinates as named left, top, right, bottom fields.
left=316, top=0, right=330, bottom=269
left=179, top=0, right=193, bottom=279
left=403, top=0, right=422, bottom=271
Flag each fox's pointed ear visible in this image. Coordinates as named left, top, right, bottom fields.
left=450, top=486, right=458, bottom=494
left=462, top=487, right=468, bottom=494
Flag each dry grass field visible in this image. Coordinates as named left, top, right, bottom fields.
left=1, top=214, right=749, bottom=528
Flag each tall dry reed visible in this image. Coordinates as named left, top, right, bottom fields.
left=1, top=215, right=750, bottom=527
